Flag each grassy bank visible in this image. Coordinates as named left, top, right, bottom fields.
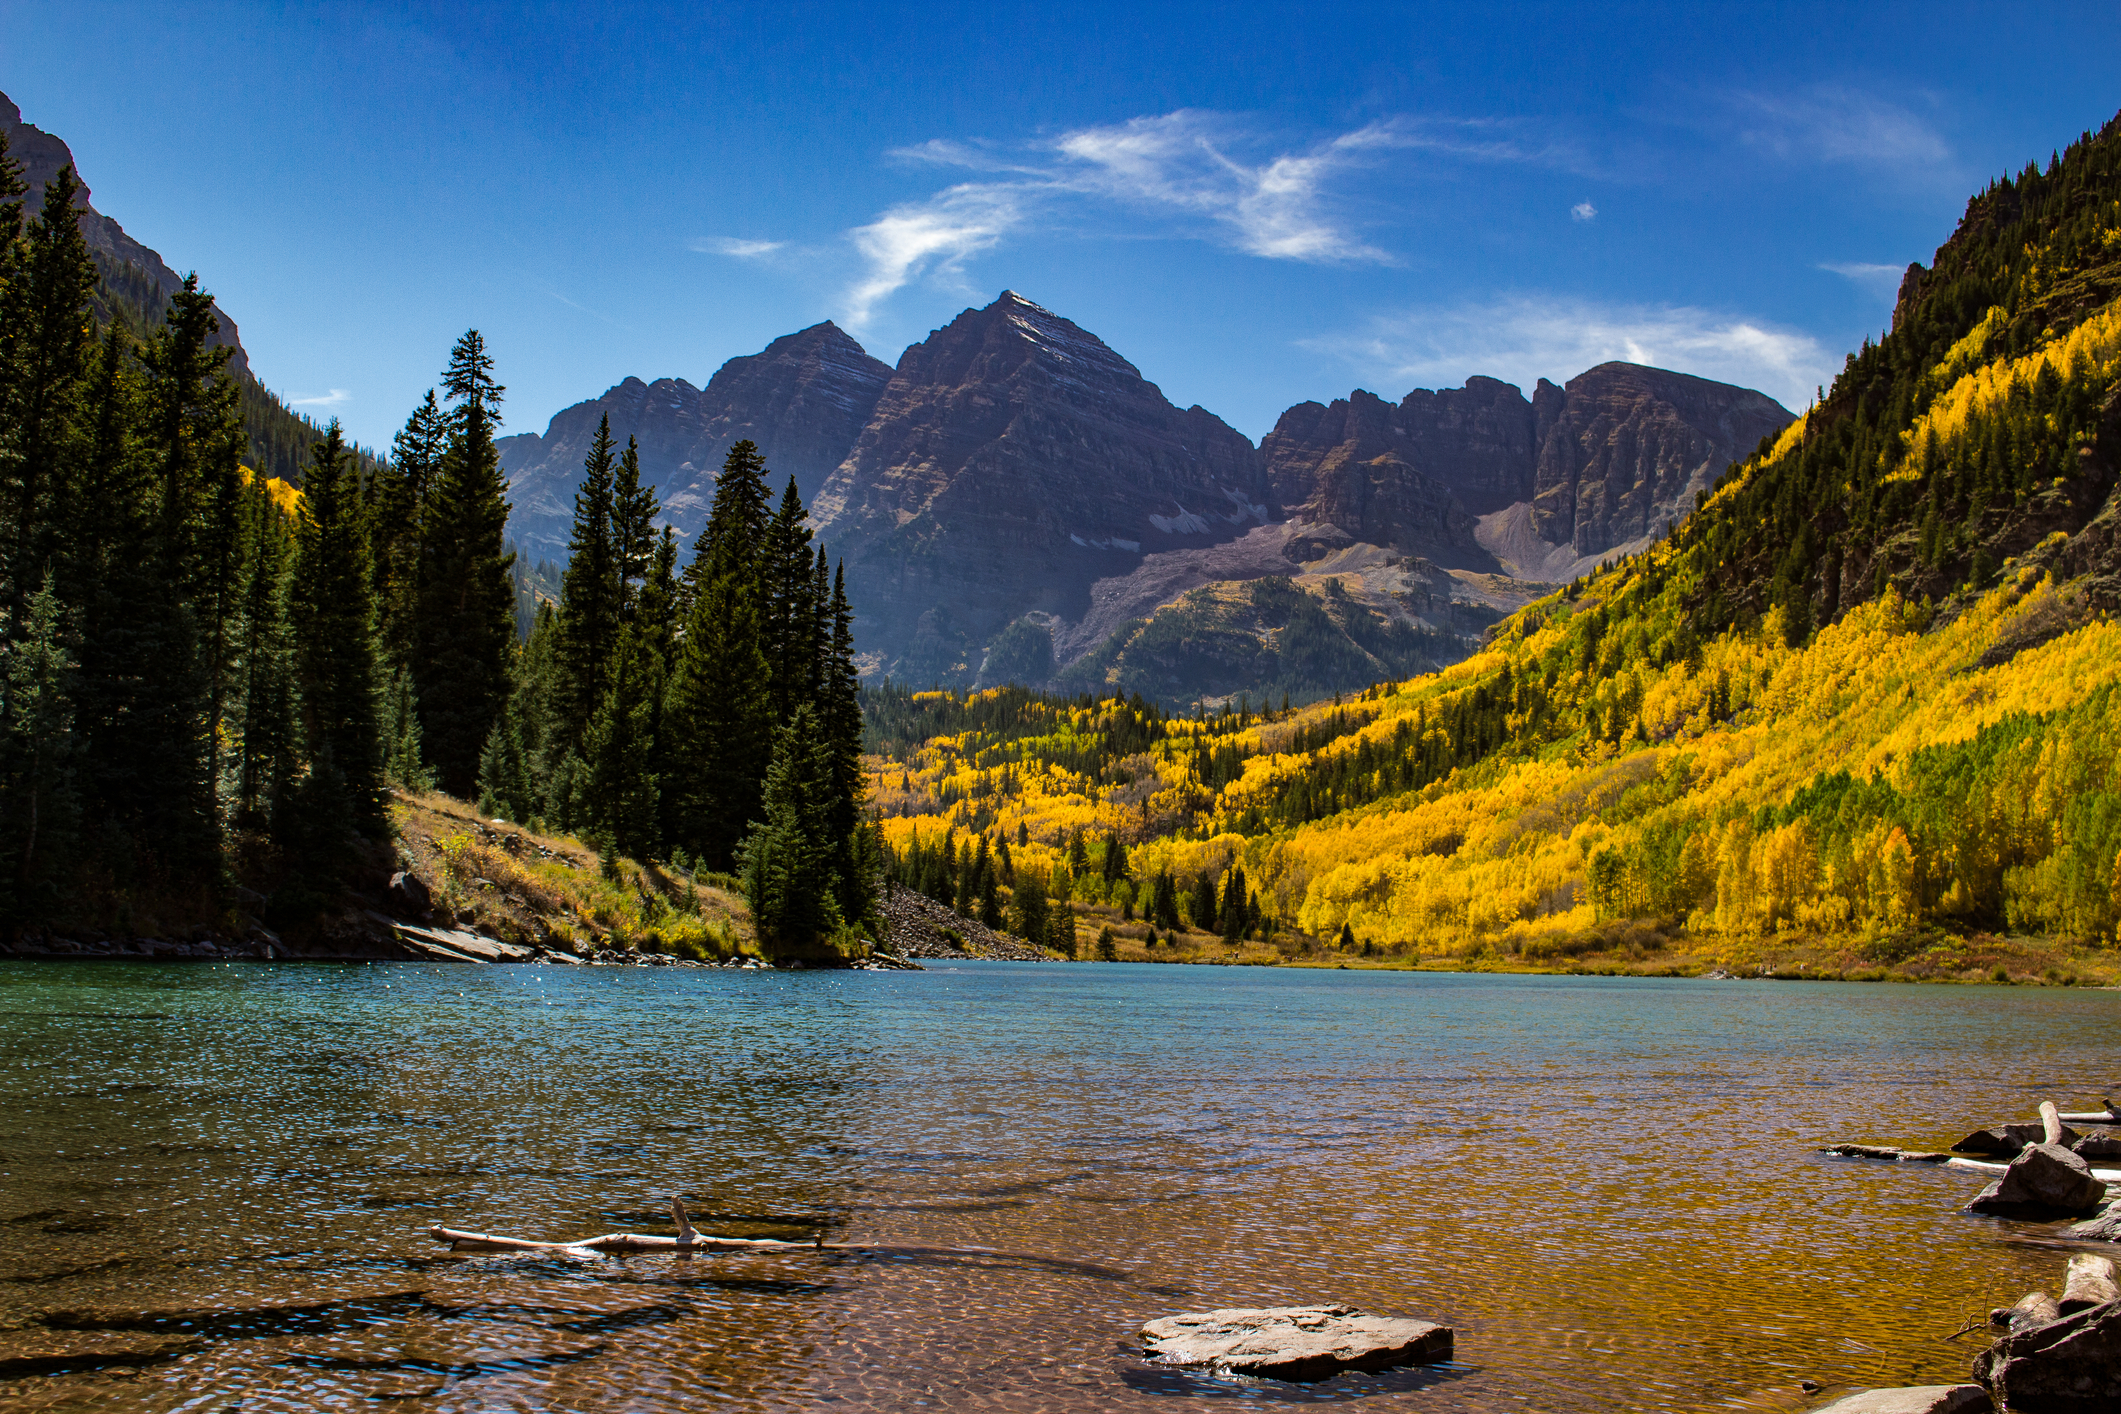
left=391, top=792, right=759, bottom=962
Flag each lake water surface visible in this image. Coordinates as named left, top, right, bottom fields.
left=2, top=960, right=2115, bottom=1412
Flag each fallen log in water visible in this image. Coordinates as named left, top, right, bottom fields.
left=1943, top=1156, right=2121, bottom=1183
left=2059, top=1254, right=2119, bottom=1314
left=1823, top=1143, right=1952, bottom=1163
left=2057, top=1101, right=2119, bottom=1124
left=427, top=1197, right=1128, bottom=1279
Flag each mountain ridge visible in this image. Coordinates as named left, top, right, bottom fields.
left=509, top=289, right=1790, bottom=702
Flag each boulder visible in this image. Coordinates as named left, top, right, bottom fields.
left=1139, top=1304, right=1451, bottom=1382
left=2063, top=1198, right=2121, bottom=1242
left=2073, top=1131, right=2121, bottom=1160
left=1955, top=1122, right=2083, bottom=1156
left=1968, top=1142, right=2108, bottom=1217
left=1812, top=1386, right=1990, bottom=1413
left=388, top=870, right=432, bottom=917
left=1974, top=1300, right=2121, bottom=1411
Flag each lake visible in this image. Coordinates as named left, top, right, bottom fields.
left=1, top=960, right=2113, bottom=1412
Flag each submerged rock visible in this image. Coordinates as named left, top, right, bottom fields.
left=1968, top=1142, right=2107, bottom=1217
left=1812, top=1386, right=1990, bottom=1413
left=1974, top=1300, right=2121, bottom=1410
left=1139, top=1304, right=1451, bottom=1382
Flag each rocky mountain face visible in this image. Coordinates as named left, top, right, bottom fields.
left=1263, top=363, right=1792, bottom=581
left=1, top=93, right=249, bottom=376
left=808, top=292, right=1270, bottom=683
left=497, top=322, right=890, bottom=564
left=502, top=290, right=1791, bottom=702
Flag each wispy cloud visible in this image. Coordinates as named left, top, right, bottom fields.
left=1571, top=201, right=1597, bottom=222
left=1306, top=296, right=1832, bottom=413
left=840, top=110, right=1560, bottom=329
left=1729, top=86, right=1950, bottom=168
left=1047, top=110, right=1399, bottom=262
left=845, top=185, right=1023, bottom=329
left=692, top=236, right=784, bottom=258
left=286, top=388, right=351, bottom=408
left=1819, top=260, right=1905, bottom=297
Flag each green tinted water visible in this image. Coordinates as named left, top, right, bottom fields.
left=0, top=960, right=2112, bottom=1411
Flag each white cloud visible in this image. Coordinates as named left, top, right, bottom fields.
left=1050, top=110, right=1395, bottom=262
left=1306, top=296, right=1832, bottom=413
left=286, top=388, right=351, bottom=408
left=1730, top=87, right=1950, bottom=168
left=845, top=184, right=1022, bottom=329
left=1571, top=201, right=1597, bottom=222
left=840, top=109, right=1525, bottom=327
left=692, top=236, right=784, bottom=258
left=1819, top=260, right=1905, bottom=297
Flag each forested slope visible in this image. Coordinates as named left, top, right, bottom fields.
left=863, top=110, right=2121, bottom=972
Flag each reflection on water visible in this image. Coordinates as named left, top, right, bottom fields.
left=0, top=960, right=2113, bottom=1411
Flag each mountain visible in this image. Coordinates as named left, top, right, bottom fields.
left=1262, top=363, right=1794, bottom=582
left=506, top=288, right=1794, bottom=702
left=0, top=91, right=374, bottom=484
left=809, top=291, right=1270, bottom=682
left=1, top=93, right=248, bottom=378
left=496, top=322, right=890, bottom=564
left=864, top=107, right=2121, bottom=978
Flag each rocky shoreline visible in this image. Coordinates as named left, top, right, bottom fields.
left=878, top=883, right=1055, bottom=962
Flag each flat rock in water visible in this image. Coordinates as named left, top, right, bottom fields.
left=1812, top=1385, right=1990, bottom=1413
left=1139, top=1304, right=1451, bottom=1382
left=1974, top=1300, right=2121, bottom=1411
left=1968, top=1142, right=2107, bottom=1217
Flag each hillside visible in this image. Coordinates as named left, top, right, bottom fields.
left=0, top=91, right=374, bottom=484
left=863, top=109, right=2121, bottom=979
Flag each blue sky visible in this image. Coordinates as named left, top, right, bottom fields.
left=4, top=2, right=2118, bottom=451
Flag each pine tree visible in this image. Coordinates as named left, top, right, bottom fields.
left=664, top=566, right=771, bottom=868
left=820, top=562, right=869, bottom=924
left=378, top=665, right=430, bottom=791
left=2, top=164, right=96, bottom=629
left=583, top=624, right=663, bottom=858
left=289, top=421, right=384, bottom=833
left=1220, top=865, right=1248, bottom=943
left=555, top=413, right=619, bottom=751
left=0, top=574, right=78, bottom=929
left=231, top=476, right=298, bottom=827
left=692, top=439, right=771, bottom=590
left=1192, top=867, right=1218, bottom=934
left=372, top=390, right=444, bottom=669
left=1010, top=869, right=1049, bottom=942
left=414, top=331, right=514, bottom=796
left=738, top=703, right=840, bottom=949
left=612, top=434, right=659, bottom=617
left=761, top=477, right=816, bottom=719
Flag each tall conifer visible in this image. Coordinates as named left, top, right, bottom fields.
left=555, top=413, right=618, bottom=750
left=414, top=331, right=514, bottom=796
left=290, top=421, right=384, bottom=832
left=1, top=164, right=95, bottom=628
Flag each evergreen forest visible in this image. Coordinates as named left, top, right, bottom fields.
left=0, top=142, right=874, bottom=956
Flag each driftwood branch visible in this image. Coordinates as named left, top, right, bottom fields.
left=2057, top=1101, right=2118, bottom=1123
left=2041, top=1100, right=2065, bottom=1146
left=427, top=1197, right=1128, bottom=1279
